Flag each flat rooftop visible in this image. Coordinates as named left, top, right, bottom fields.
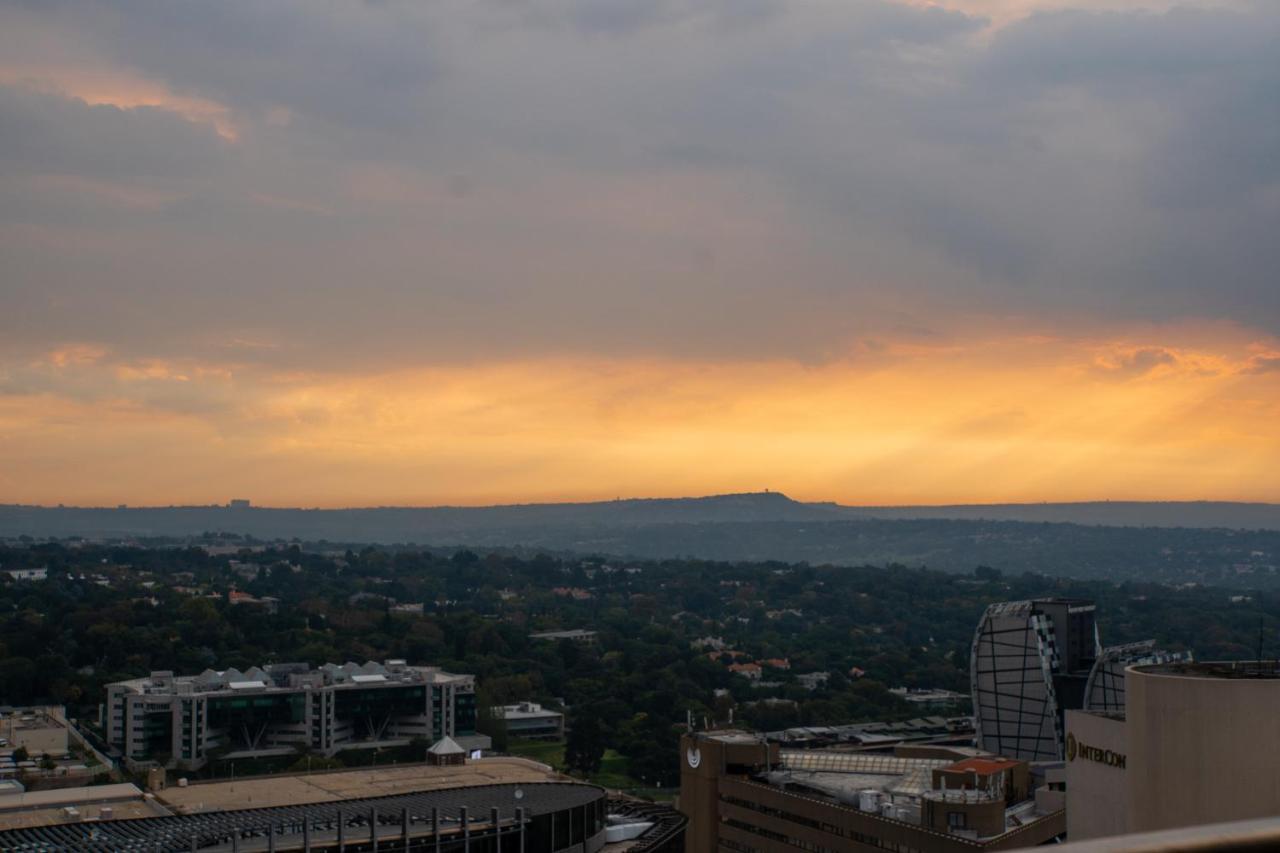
left=0, top=708, right=69, bottom=756
left=1137, top=661, right=1280, bottom=680
left=157, top=757, right=560, bottom=813
left=0, top=783, right=167, bottom=831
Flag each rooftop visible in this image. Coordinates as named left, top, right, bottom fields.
left=1136, top=661, right=1280, bottom=680
left=500, top=703, right=562, bottom=720
left=778, top=751, right=952, bottom=798
left=0, top=784, right=165, bottom=831
left=156, top=757, right=559, bottom=813
left=0, top=781, right=603, bottom=851
left=109, top=660, right=473, bottom=696
left=943, top=757, right=1021, bottom=775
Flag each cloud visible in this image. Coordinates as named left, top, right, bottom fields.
left=1, top=0, right=1279, bottom=504
left=0, top=2, right=1273, bottom=371
left=0, top=86, right=228, bottom=179
left=1092, top=346, right=1180, bottom=378
left=1243, top=354, right=1280, bottom=374
left=2, top=329, right=1279, bottom=505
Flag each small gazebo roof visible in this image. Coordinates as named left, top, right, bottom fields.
left=428, top=736, right=465, bottom=756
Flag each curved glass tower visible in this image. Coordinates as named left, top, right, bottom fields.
left=970, top=599, right=1100, bottom=761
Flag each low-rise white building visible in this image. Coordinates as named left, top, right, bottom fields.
left=4, top=568, right=47, bottom=582
left=496, top=702, right=564, bottom=740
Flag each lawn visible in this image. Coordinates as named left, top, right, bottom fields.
left=507, top=738, right=565, bottom=769
left=505, top=739, right=673, bottom=800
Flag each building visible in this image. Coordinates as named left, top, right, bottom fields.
left=529, top=629, right=597, bottom=644
left=425, top=735, right=466, bottom=767
left=971, top=599, right=1183, bottom=763
left=0, top=781, right=608, bottom=851
left=498, top=702, right=565, bottom=740
left=796, top=671, right=830, bottom=691
left=970, top=599, right=1100, bottom=761
left=4, top=568, right=47, bottom=582
left=679, top=730, right=1064, bottom=852
left=0, top=782, right=165, bottom=829
left=1081, top=640, right=1188, bottom=714
left=890, top=687, right=969, bottom=709
left=1066, top=661, right=1280, bottom=841
left=104, top=659, right=481, bottom=771
left=226, top=589, right=279, bottom=613
left=0, top=757, right=687, bottom=851
left=763, top=716, right=975, bottom=750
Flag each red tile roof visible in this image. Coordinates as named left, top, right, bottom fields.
left=944, top=757, right=1021, bottom=774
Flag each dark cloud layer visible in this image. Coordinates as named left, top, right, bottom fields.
left=1, top=0, right=1277, bottom=370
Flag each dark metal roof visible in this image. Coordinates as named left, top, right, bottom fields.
left=0, top=781, right=603, bottom=852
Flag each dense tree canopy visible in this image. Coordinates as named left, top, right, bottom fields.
left=0, top=537, right=1275, bottom=785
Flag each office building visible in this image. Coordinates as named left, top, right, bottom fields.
left=678, top=730, right=1064, bottom=852
left=970, top=599, right=1186, bottom=763
left=970, top=599, right=1099, bottom=761
left=1066, top=661, right=1280, bottom=841
left=104, top=659, right=481, bottom=770
left=498, top=702, right=565, bottom=740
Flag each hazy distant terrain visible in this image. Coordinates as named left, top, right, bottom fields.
left=0, top=492, right=840, bottom=541
left=3, top=492, right=1279, bottom=540
left=2, top=493, right=1279, bottom=587
left=849, top=501, right=1280, bottom=530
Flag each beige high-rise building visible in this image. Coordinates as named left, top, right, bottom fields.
left=1066, top=661, right=1280, bottom=841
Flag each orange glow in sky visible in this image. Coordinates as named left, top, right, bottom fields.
left=3, top=328, right=1278, bottom=507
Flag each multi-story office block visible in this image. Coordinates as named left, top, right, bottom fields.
left=970, top=599, right=1100, bottom=761
left=104, top=660, right=480, bottom=770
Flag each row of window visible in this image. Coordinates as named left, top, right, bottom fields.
left=721, top=794, right=924, bottom=853
left=724, top=817, right=839, bottom=852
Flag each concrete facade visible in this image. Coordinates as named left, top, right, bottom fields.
left=678, top=731, right=1064, bottom=852
left=1127, top=663, right=1280, bottom=833
left=1064, top=709, right=1128, bottom=841
left=105, top=659, right=479, bottom=770
left=498, top=702, right=565, bottom=739
left=1065, top=662, right=1280, bottom=841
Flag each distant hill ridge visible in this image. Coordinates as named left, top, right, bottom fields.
left=2, top=492, right=1279, bottom=541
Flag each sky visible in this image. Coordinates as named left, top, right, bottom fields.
left=2, top=0, right=1278, bottom=507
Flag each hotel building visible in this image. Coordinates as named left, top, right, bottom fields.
left=1067, top=661, right=1280, bottom=841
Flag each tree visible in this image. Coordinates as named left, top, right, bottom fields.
left=564, top=713, right=605, bottom=776
left=475, top=689, right=509, bottom=753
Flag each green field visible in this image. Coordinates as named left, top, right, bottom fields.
left=506, top=739, right=673, bottom=800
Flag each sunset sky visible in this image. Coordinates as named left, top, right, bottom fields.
left=2, top=0, right=1278, bottom=507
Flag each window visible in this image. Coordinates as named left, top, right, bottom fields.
left=947, top=812, right=967, bottom=830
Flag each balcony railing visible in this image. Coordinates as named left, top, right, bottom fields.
left=1054, top=817, right=1280, bottom=852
